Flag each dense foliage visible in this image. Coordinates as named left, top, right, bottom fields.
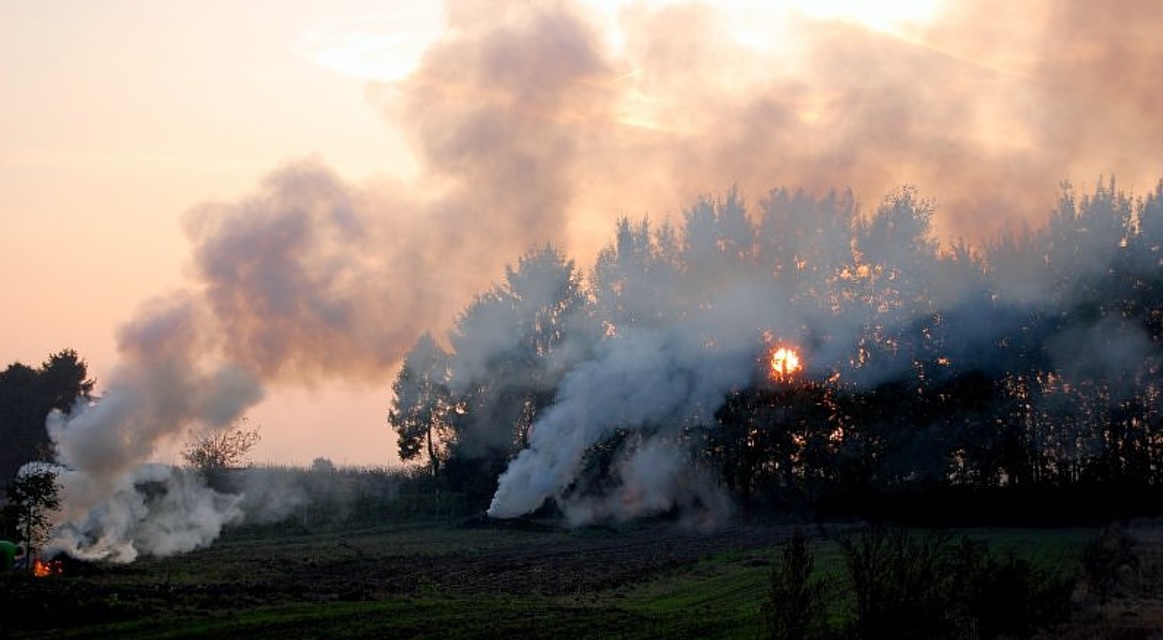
left=393, top=179, right=1163, bottom=521
left=0, top=349, right=93, bottom=483
left=1, top=463, right=61, bottom=557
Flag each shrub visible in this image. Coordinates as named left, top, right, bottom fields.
left=761, top=527, right=830, bottom=640
left=950, top=537, right=1074, bottom=638
left=1082, top=523, right=1138, bottom=603
left=839, top=527, right=1073, bottom=640
left=841, top=526, right=952, bottom=640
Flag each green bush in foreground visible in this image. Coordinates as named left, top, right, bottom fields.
left=762, top=527, right=830, bottom=640
left=763, top=527, right=1075, bottom=640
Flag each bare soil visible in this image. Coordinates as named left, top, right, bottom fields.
left=8, top=519, right=1163, bottom=638
left=287, top=518, right=794, bottom=598
left=0, top=518, right=797, bottom=635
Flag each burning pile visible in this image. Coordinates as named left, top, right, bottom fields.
left=32, top=558, right=64, bottom=578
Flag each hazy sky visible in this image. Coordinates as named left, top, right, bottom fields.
left=3, top=0, right=1160, bottom=466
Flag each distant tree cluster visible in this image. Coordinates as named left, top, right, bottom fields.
left=391, top=179, right=1163, bottom=521
left=0, top=349, right=93, bottom=484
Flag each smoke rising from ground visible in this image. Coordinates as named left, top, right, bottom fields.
left=40, top=0, right=1163, bottom=554
left=486, top=322, right=753, bottom=522
left=40, top=2, right=615, bottom=560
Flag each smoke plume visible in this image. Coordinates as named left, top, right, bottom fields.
left=43, top=0, right=1163, bottom=553
left=372, top=0, right=1163, bottom=247
left=486, top=322, right=754, bottom=522
left=41, top=2, right=616, bottom=560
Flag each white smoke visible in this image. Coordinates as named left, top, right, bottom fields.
left=41, top=294, right=266, bottom=562
left=37, top=0, right=1163, bottom=553
left=486, top=321, right=755, bottom=522
left=48, top=464, right=243, bottom=563
left=558, top=436, right=733, bottom=531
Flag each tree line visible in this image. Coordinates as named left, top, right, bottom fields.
left=0, top=349, right=93, bottom=483
left=391, top=178, right=1163, bottom=522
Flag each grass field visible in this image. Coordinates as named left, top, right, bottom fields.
left=0, top=517, right=1144, bottom=640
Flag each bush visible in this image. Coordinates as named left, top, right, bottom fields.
left=841, top=526, right=952, bottom=640
left=839, top=527, right=1073, bottom=640
left=762, top=527, right=830, bottom=640
left=1082, top=523, right=1138, bottom=603
left=950, top=537, right=1074, bottom=638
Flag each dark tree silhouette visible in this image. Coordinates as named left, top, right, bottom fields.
left=1, top=464, right=61, bottom=562
left=0, top=349, right=94, bottom=483
left=396, top=179, right=1163, bottom=524
left=390, top=333, right=455, bottom=477
left=434, top=245, right=594, bottom=506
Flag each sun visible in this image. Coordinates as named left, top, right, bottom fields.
left=780, top=0, right=947, bottom=35
left=770, top=347, right=803, bottom=381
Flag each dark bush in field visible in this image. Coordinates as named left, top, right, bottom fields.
left=948, top=537, right=1074, bottom=639
left=1082, top=523, right=1139, bottom=603
left=838, top=527, right=1072, bottom=640
left=841, top=527, right=952, bottom=640
left=761, top=527, right=830, bottom=640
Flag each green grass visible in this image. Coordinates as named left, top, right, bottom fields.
left=21, top=597, right=662, bottom=640
left=6, top=524, right=1096, bottom=640
left=620, top=553, right=772, bottom=639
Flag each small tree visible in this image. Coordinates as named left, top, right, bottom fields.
left=390, top=333, right=454, bottom=477
left=182, top=418, right=261, bottom=487
left=762, top=527, right=830, bottom=640
left=2, top=464, right=61, bottom=563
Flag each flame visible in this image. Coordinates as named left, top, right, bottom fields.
left=32, top=558, right=63, bottom=578
left=770, top=347, right=802, bottom=381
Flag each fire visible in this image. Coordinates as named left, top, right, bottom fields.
left=32, top=558, right=63, bottom=578
left=770, top=347, right=802, bottom=380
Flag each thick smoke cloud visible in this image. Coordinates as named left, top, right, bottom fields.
left=487, top=322, right=753, bottom=521
left=48, top=464, right=244, bottom=563
left=41, top=2, right=616, bottom=561
left=372, top=0, right=1163, bottom=248
left=42, top=0, right=1163, bottom=554
left=45, top=161, right=426, bottom=560
left=398, top=1, right=609, bottom=236
left=184, top=163, right=428, bottom=383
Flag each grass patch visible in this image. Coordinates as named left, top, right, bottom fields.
left=620, top=554, right=771, bottom=639
left=3, top=523, right=1098, bottom=640
left=18, top=597, right=656, bottom=640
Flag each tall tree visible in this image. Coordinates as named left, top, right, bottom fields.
left=443, top=245, right=594, bottom=505
left=591, top=217, right=669, bottom=331
left=0, top=349, right=94, bottom=483
left=389, top=333, right=454, bottom=476
left=38, top=349, right=95, bottom=416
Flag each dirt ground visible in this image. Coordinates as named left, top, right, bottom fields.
left=293, top=518, right=793, bottom=597
left=0, top=517, right=798, bottom=635
left=7, top=518, right=1163, bottom=638
left=1036, top=522, right=1163, bottom=640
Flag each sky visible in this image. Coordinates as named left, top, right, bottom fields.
left=3, top=0, right=1161, bottom=467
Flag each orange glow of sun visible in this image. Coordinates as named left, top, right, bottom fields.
left=770, top=347, right=802, bottom=381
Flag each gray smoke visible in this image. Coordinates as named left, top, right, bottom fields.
left=40, top=2, right=612, bottom=560
left=559, top=436, right=733, bottom=531
left=43, top=0, right=1163, bottom=552
left=48, top=464, right=244, bottom=563
left=486, top=322, right=753, bottom=521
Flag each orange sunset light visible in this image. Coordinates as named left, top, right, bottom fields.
left=769, top=347, right=802, bottom=381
